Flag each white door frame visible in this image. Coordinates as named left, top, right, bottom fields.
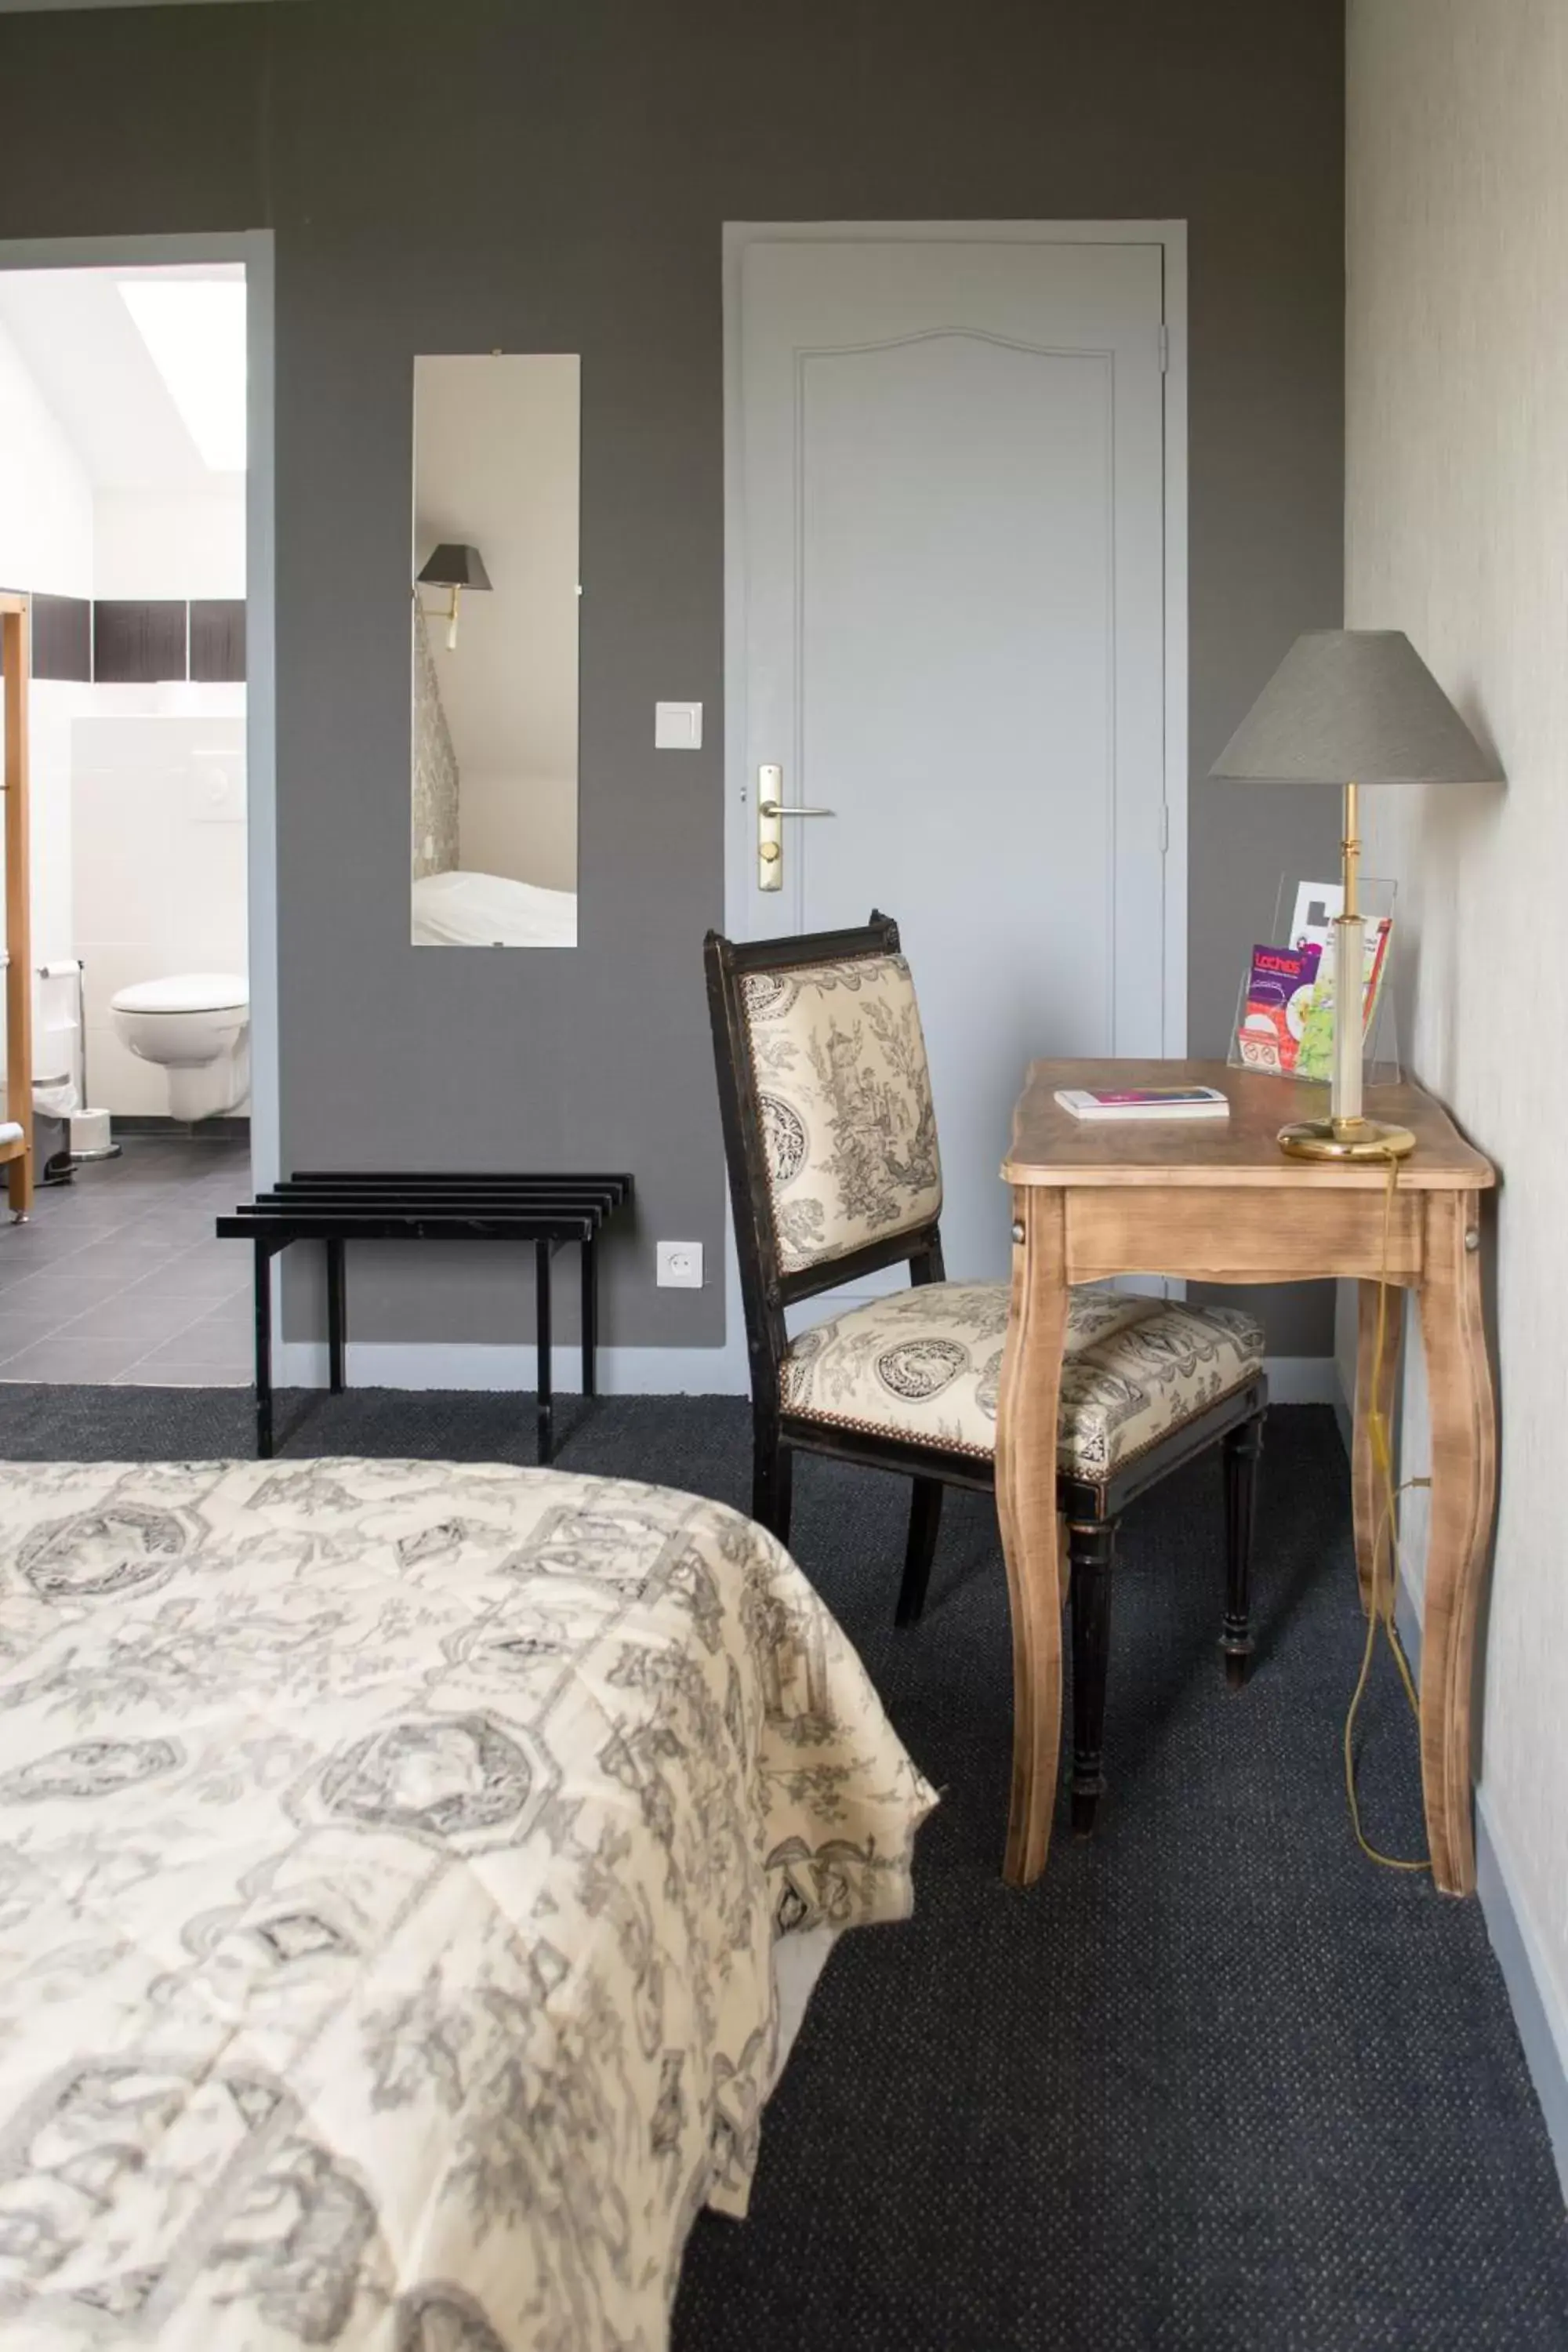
left=722, top=218, right=1189, bottom=1044
left=0, top=229, right=279, bottom=1210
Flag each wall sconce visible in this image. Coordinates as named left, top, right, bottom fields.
left=416, top=542, right=492, bottom=650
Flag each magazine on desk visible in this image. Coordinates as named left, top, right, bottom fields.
left=1054, top=1086, right=1229, bottom=1122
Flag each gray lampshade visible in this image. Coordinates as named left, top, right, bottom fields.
left=1210, top=630, right=1502, bottom=787
left=416, top=542, right=492, bottom=593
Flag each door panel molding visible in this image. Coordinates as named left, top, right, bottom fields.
left=723, top=218, right=1188, bottom=1054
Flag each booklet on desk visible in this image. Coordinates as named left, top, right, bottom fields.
left=1054, top=1086, right=1229, bottom=1122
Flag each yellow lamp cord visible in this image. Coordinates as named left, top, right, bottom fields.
left=1342, top=1145, right=1431, bottom=1872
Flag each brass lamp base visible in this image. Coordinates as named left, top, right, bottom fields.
left=1277, top=1116, right=1417, bottom=1163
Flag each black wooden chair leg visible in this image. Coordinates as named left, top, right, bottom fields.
left=1221, top=1412, right=1264, bottom=1689
left=896, top=1476, right=943, bottom=1628
left=1069, top=1517, right=1118, bottom=1836
left=753, top=1425, right=793, bottom=1546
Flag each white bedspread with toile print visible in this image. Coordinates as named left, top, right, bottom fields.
left=0, top=1457, right=935, bottom=2352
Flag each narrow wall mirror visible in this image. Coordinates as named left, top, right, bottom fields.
left=411, top=354, right=579, bottom=946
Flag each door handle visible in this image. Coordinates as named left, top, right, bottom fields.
left=757, top=764, right=834, bottom=891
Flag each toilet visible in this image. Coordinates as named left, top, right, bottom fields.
left=110, top=973, right=250, bottom=1122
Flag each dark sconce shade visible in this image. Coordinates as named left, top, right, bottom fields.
left=416, top=543, right=492, bottom=648
left=416, top=543, right=492, bottom=593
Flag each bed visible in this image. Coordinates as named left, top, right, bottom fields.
left=0, top=1457, right=934, bottom=2351
left=412, top=870, right=579, bottom=948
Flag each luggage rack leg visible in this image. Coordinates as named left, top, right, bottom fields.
left=535, top=1237, right=554, bottom=1465
left=253, top=1236, right=275, bottom=1458
left=326, top=1237, right=347, bottom=1393
left=581, top=1231, right=597, bottom=1399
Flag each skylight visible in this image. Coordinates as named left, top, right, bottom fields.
left=119, top=279, right=247, bottom=473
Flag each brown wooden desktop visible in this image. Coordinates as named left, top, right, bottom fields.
left=995, top=1058, right=1496, bottom=1894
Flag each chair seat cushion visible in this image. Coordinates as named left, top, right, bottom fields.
left=780, top=1282, right=1265, bottom=1483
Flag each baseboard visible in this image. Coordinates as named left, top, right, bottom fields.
left=272, top=1341, right=1339, bottom=1403
left=1368, top=1471, right=1568, bottom=2204
left=271, top=1340, right=748, bottom=1394
left=1261, top=1354, right=1341, bottom=1405
left=1475, top=1792, right=1568, bottom=2201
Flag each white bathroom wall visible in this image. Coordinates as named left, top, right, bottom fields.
left=71, top=708, right=248, bottom=1112
left=0, top=314, right=93, bottom=597
left=0, top=313, right=93, bottom=1012
left=93, top=482, right=245, bottom=601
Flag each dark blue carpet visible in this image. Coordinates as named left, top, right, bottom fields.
left=0, top=1386, right=1562, bottom=2347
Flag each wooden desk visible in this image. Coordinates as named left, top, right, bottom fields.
left=996, top=1058, right=1496, bottom=1893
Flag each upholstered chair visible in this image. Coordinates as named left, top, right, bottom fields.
left=705, top=912, right=1269, bottom=1835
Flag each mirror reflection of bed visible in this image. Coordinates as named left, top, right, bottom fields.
left=412, top=866, right=577, bottom=948
left=412, top=352, right=579, bottom=948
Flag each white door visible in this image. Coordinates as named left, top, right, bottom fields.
left=729, top=231, right=1173, bottom=1284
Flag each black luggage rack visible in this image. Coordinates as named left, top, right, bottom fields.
left=217, top=1170, right=633, bottom=1461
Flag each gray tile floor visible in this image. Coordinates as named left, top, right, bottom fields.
left=0, top=1134, right=252, bottom=1385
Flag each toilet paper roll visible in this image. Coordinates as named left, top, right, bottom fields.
left=70, top=1109, right=113, bottom=1156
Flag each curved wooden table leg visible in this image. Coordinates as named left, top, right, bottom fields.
left=1352, top=1276, right=1406, bottom=1617
left=996, top=1185, right=1069, bottom=1886
left=1417, top=1189, right=1497, bottom=1896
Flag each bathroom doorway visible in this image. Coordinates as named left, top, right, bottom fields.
left=0, top=236, right=275, bottom=1384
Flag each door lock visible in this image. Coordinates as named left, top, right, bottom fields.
left=756, top=764, right=835, bottom=891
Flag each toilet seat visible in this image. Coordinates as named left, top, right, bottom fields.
left=111, top=973, right=249, bottom=1015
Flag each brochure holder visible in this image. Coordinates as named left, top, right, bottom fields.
left=1229, top=873, right=1401, bottom=1087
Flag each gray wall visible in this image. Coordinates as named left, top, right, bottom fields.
left=0, top=0, right=1345, bottom=1359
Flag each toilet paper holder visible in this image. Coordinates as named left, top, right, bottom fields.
left=35, top=959, right=120, bottom=1183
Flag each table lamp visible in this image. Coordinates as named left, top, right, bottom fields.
left=1210, top=630, right=1501, bottom=1162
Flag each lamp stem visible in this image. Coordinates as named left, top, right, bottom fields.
left=1342, top=777, right=1359, bottom=922
left=1330, top=778, right=1364, bottom=1133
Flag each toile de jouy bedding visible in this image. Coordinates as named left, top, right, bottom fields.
left=0, top=1457, right=935, bottom=2352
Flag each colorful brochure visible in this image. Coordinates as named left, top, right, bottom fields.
left=1236, top=913, right=1391, bottom=1078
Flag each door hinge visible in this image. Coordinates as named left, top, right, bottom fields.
left=1158, top=322, right=1170, bottom=374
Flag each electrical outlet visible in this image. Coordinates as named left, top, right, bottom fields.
left=656, top=1241, right=703, bottom=1290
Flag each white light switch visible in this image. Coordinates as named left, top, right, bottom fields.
left=655, top=701, right=702, bottom=750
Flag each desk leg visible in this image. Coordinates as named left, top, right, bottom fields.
left=326, top=1238, right=347, bottom=1395
left=1352, top=1277, right=1405, bottom=1617
left=1417, top=1189, right=1496, bottom=1896
left=996, top=1186, right=1070, bottom=1887
left=535, top=1238, right=554, bottom=1465
left=253, top=1238, right=274, bottom=1460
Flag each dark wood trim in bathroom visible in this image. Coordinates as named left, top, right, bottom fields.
left=93, top=601, right=189, bottom=684
left=190, top=601, right=246, bottom=683
left=30, top=593, right=93, bottom=682
left=3, top=587, right=247, bottom=688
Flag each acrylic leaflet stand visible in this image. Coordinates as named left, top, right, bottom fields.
left=1229, top=873, right=1401, bottom=1090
